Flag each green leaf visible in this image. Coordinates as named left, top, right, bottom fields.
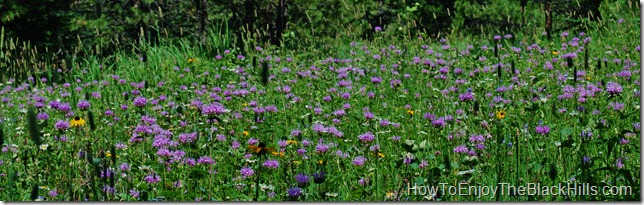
left=414, top=177, right=426, bottom=186
left=560, top=127, right=573, bottom=137
left=419, top=140, right=429, bottom=150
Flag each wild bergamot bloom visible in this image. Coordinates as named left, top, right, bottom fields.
left=70, top=116, right=86, bottom=127
left=495, top=110, right=506, bottom=120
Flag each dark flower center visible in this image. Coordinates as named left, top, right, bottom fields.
left=74, top=116, right=81, bottom=121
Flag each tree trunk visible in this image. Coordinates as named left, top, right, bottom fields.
left=197, top=0, right=208, bottom=44
left=544, top=0, right=552, bottom=39
left=244, top=0, right=255, bottom=42
left=273, top=0, right=286, bottom=47
left=520, top=0, right=527, bottom=26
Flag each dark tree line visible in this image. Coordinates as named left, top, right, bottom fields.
left=0, top=0, right=615, bottom=79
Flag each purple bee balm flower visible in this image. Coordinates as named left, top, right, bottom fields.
left=143, top=173, right=161, bottom=184
left=364, top=111, right=375, bottom=120
left=605, top=82, right=623, bottom=95
left=403, top=157, right=412, bottom=165
left=358, top=132, right=375, bottom=143
left=37, top=112, right=49, bottom=120
left=57, top=102, right=71, bottom=112
left=535, top=125, right=551, bottom=135
left=615, top=158, right=624, bottom=169
left=133, top=96, right=147, bottom=107
left=240, top=166, right=254, bottom=179
left=287, top=187, right=303, bottom=198
left=263, top=159, right=279, bottom=169
left=202, top=103, right=226, bottom=115
left=633, top=122, right=640, bottom=132
left=197, top=156, right=216, bottom=165
left=231, top=140, right=240, bottom=149
left=291, top=129, right=301, bottom=137
left=178, top=132, right=197, bottom=143
left=315, top=143, right=329, bottom=153
left=77, top=100, right=90, bottom=110
left=55, top=120, right=70, bottom=130
left=247, top=138, right=259, bottom=146
left=609, top=102, right=624, bottom=111
left=379, top=119, right=390, bottom=127
left=459, top=92, right=474, bottom=102
left=454, top=145, right=468, bottom=154
left=120, top=163, right=131, bottom=171
left=353, top=156, right=367, bottom=167
left=312, top=123, right=327, bottom=133
left=432, top=118, right=446, bottom=127
left=49, top=189, right=58, bottom=197
left=295, top=173, right=311, bottom=185
left=371, top=76, right=382, bottom=84
left=469, top=134, right=485, bottom=143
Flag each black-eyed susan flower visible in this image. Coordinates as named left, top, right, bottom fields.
left=188, top=57, right=195, bottom=63
left=378, top=152, right=385, bottom=158
left=495, top=110, right=506, bottom=120
left=552, top=50, right=559, bottom=55
left=248, top=142, right=275, bottom=156
left=70, top=116, right=86, bottom=127
left=286, top=140, right=297, bottom=145
left=242, top=102, right=248, bottom=107
left=243, top=131, right=249, bottom=137
left=406, top=109, right=414, bottom=116
left=317, top=160, right=327, bottom=165
left=271, top=151, right=285, bottom=157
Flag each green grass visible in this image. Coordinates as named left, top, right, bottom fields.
left=0, top=2, right=640, bottom=202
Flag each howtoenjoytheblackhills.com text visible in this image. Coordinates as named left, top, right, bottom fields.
left=407, top=182, right=633, bottom=199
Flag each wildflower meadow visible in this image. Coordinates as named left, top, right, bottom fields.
left=0, top=0, right=641, bottom=202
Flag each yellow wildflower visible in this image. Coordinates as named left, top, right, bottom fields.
left=70, top=116, right=86, bottom=127
left=495, top=110, right=506, bottom=120
left=271, top=151, right=285, bottom=157
left=406, top=109, right=414, bottom=116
